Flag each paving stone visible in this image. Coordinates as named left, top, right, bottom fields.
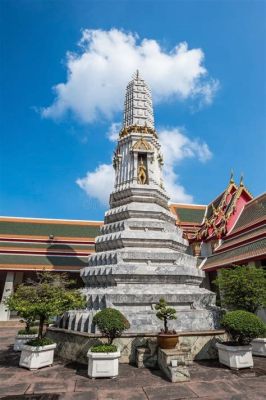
left=186, top=381, right=242, bottom=398
left=241, top=377, right=266, bottom=390
left=0, top=371, right=14, bottom=379
left=75, top=378, right=106, bottom=391
left=0, top=395, right=60, bottom=400
left=184, top=396, right=250, bottom=400
left=0, top=383, right=30, bottom=397
left=245, top=390, right=266, bottom=400
left=189, top=365, right=238, bottom=382
left=143, top=384, right=197, bottom=400
left=30, top=381, right=74, bottom=394
left=59, top=390, right=97, bottom=400
left=97, top=389, right=147, bottom=400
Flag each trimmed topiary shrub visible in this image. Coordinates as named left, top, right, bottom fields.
left=93, top=308, right=130, bottom=344
left=222, top=310, right=266, bottom=345
left=26, top=337, right=55, bottom=347
left=18, top=328, right=37, bottom=335
left=214, top=265, right=266, bottom=313
left=90, top=344, right=117, bottom=353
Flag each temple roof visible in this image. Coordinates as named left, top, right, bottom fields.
left=202, top=237, right=266, bottom=270
left=233, top=193, right=266, bottom=232
left=202, top=193, right=266, bottom=270
left=0, top=217, right=102, bottom=271
left=0, top=217, right=101, bottom=240
left=170, top=204, right=206, bottom=224
left=192, top=175, right=253, bottom=242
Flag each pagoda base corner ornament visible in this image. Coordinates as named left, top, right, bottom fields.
left=60, top=72, right=220, bottom=334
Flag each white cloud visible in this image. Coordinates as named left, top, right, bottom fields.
left=159, top=128, right=212, bottom=202
left=42, top=29, right=219, bottom=123
left=107, top=122, right=121, bottom=142
left=76, top=125, right=212, bottom=205
left=76, top=164, right=114, bottom=205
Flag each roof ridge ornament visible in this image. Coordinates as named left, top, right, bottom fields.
left=240, top=173, right=244, bottom=187
left=229, top=170, right=234, bottom=184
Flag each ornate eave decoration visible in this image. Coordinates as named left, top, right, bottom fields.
left=119, top=124, right=158, bottom=139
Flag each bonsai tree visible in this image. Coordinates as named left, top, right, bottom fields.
left=6, top=272, right=86, bottom=344
left=92, top=308, right=130, bottom=351
left=214, top=265, right=266, bottom=313
left=221, top=310, right=266, bottom=345
left=155, top=298, right=176, bottom=333
left=17, top=314, right=37, bottom=335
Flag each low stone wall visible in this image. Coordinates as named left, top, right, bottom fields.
left=47, top=327, right=227, bottom=365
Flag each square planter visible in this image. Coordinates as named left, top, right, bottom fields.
left=252, top=338, right=266, bottom=357
left=87, top=350, right=120, bottom=378
left=216, top=342, right=253, bottom=370
left=19, top=343, right=57, bottom=370
left=14, top=334, right=38, bottom=351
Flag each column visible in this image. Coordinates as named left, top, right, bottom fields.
left=0, top=271, right=15, bottom=321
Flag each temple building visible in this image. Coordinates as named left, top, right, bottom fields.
left=0, top=73, right=265, bottom=322
left=0, top=218, right=101, bottom=320
left=1, top=190, right=265, bottom=321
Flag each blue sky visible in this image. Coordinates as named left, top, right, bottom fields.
left=1, top=0, right=265, bottom=220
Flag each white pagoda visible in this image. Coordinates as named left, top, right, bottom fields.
left=66, top=72, right=218, bottom=333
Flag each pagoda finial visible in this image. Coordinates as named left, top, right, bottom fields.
left=240, top=173, right=244, bottom=187
left=229, top=169, right=234, bottom=184
left=133, top=69, right=140, bottom=80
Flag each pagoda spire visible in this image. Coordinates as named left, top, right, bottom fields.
left=123, top=70, right=154, bottom=128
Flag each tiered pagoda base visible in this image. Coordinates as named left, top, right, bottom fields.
left=60, top=184, right=219, bottom=333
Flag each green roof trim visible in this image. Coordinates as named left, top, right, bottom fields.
left=0, top=253, right=88, bottom=267
left=0, top=221, right=101, bottom=238
left=204, top=238, right=266, bottom=269
left=174, top=207, right=205, bottom=223
left=233, top=195, right=266, bottom=231
left=205, top=192, right=224, bottom=219
left=0, top=241, right=95, bottom=251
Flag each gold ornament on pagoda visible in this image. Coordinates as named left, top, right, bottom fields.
left=137, top=158, right=147, bottom=184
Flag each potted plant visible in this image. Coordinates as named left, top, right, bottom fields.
left=215, top=265, right=266, bottom=356
left=13, top=316, right=37, bottom=351
left=155, top=298, right=178, bottom=349
left=6, top=272, right=86, bottom=370
left=216, top=310, right=266, bottom=369
left=87, top=308, right=130, bottom=378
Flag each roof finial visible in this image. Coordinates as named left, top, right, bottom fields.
left=240, top=173, right=244, bottom=187
left=135, top=69, right=139, bottom=80
left=229, top=169, right=234, bottom=184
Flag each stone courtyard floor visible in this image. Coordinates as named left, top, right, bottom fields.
left=1, top=328, right=266, bottom=400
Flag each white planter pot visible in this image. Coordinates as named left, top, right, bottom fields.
left=216, top=342, right=253, bottom=369
left=19, top=343, right=57, bottom=370
left=14, top=334, right=38, bottom=351
left=87, top=350, right=120, bottom=378
left=252, top=338, right=266, bottom=357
